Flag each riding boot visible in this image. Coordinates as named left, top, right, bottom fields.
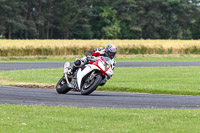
left=71, top=65, right=76, bottom=73
left=68, top=59, right=82, bottom=75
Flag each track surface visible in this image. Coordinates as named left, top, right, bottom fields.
left=1, top=62, right=200, bottom=70
left=0, top=86, right=200, bottom=109
left=1, top=62, right=200, bottom=109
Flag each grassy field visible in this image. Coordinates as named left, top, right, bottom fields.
left=0, top=105, right=200, bottom=133
left=1, top=39, right=200, bottom=133
left=1, top=40, right=200, bottom=56
left=0, top=104, right=200, bottom=133
left=0, top=67, right=200, bottom=95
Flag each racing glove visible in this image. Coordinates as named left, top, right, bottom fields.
left=95, top=47, right=105, bottom=55
left=87, top=55, right=96, bottom=62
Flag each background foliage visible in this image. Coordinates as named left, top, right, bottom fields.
left=0, top=0, right=200, bottom=40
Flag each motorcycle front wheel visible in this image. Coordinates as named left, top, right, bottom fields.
left=56, top=76, right=71, bottom=94
left=81, top=73, right=102, bottom=95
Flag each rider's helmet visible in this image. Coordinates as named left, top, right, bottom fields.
left=105, top=44, right=117, bottom=59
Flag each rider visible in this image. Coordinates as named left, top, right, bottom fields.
left=68, top=44, right=117, bottom=78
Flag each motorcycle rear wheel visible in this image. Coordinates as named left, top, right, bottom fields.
left=56, top=76, right=71, bottom=94
left=81, top=73, right=102, bottom=95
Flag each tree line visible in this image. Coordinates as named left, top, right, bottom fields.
left=0, top=0, right=200, bottom=39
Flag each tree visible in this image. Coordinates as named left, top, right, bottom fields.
left=0, top=0, right=200, bottom=39
left=99, top=7, right=121, bottom=39
left=73, top=0, right=93, bottom=39
left=0, top=0, right=24, bottom=39
left=20, top=0, right=38, bottom=39
left=0, top=0, right=7, bottom=37
left=54, top=0, right=79, bottom=39
left=44, top=0, right=54, bottom=39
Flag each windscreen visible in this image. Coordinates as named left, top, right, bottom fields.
left=102, top=56, right=111, bottom=68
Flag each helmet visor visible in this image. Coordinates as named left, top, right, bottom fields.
left=108, top=51, right=116, bottom=59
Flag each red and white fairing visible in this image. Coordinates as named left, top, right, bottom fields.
left=76, top=55, right=114, bottom=89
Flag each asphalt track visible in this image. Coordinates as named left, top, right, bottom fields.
left=0, top=86, right=200, bottom=109
left=1, top=61, right=200, bottom=70
left=0, top=62, right=200, bottom=109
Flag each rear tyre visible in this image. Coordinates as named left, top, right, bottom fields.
left=56, top=76, right=71, bottom=94
left=81, top=73, right=102, bottom=95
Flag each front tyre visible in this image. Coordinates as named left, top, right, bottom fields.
left=56, top=76, right=71, bottom=94
left=81, top=73, right=102, bottom=95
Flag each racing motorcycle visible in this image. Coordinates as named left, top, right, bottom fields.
left=56, top=53, right=114, bottom=95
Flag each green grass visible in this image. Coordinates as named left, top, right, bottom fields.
left=0, top=56, right=76, bottom=62
left=103, top=67, right=200, bottom=95
left=0, top=67, right=200, bottom=95
left=1, top=55, right=200, bottom=62
left=0, top=104, right=200, bottom=133
left=116, top=56, right=200, bottom=62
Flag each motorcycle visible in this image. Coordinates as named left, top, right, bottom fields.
left=56, top=54, right=114, bottom=95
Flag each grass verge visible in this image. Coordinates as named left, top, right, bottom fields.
left=0, top=104, right=200, bottom=133
left=0, top=67, right=200, bottom=95
left=1, top=54, right=200, bottom=62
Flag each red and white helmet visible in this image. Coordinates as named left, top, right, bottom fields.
left=105, top=44, right=117, bottom=59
